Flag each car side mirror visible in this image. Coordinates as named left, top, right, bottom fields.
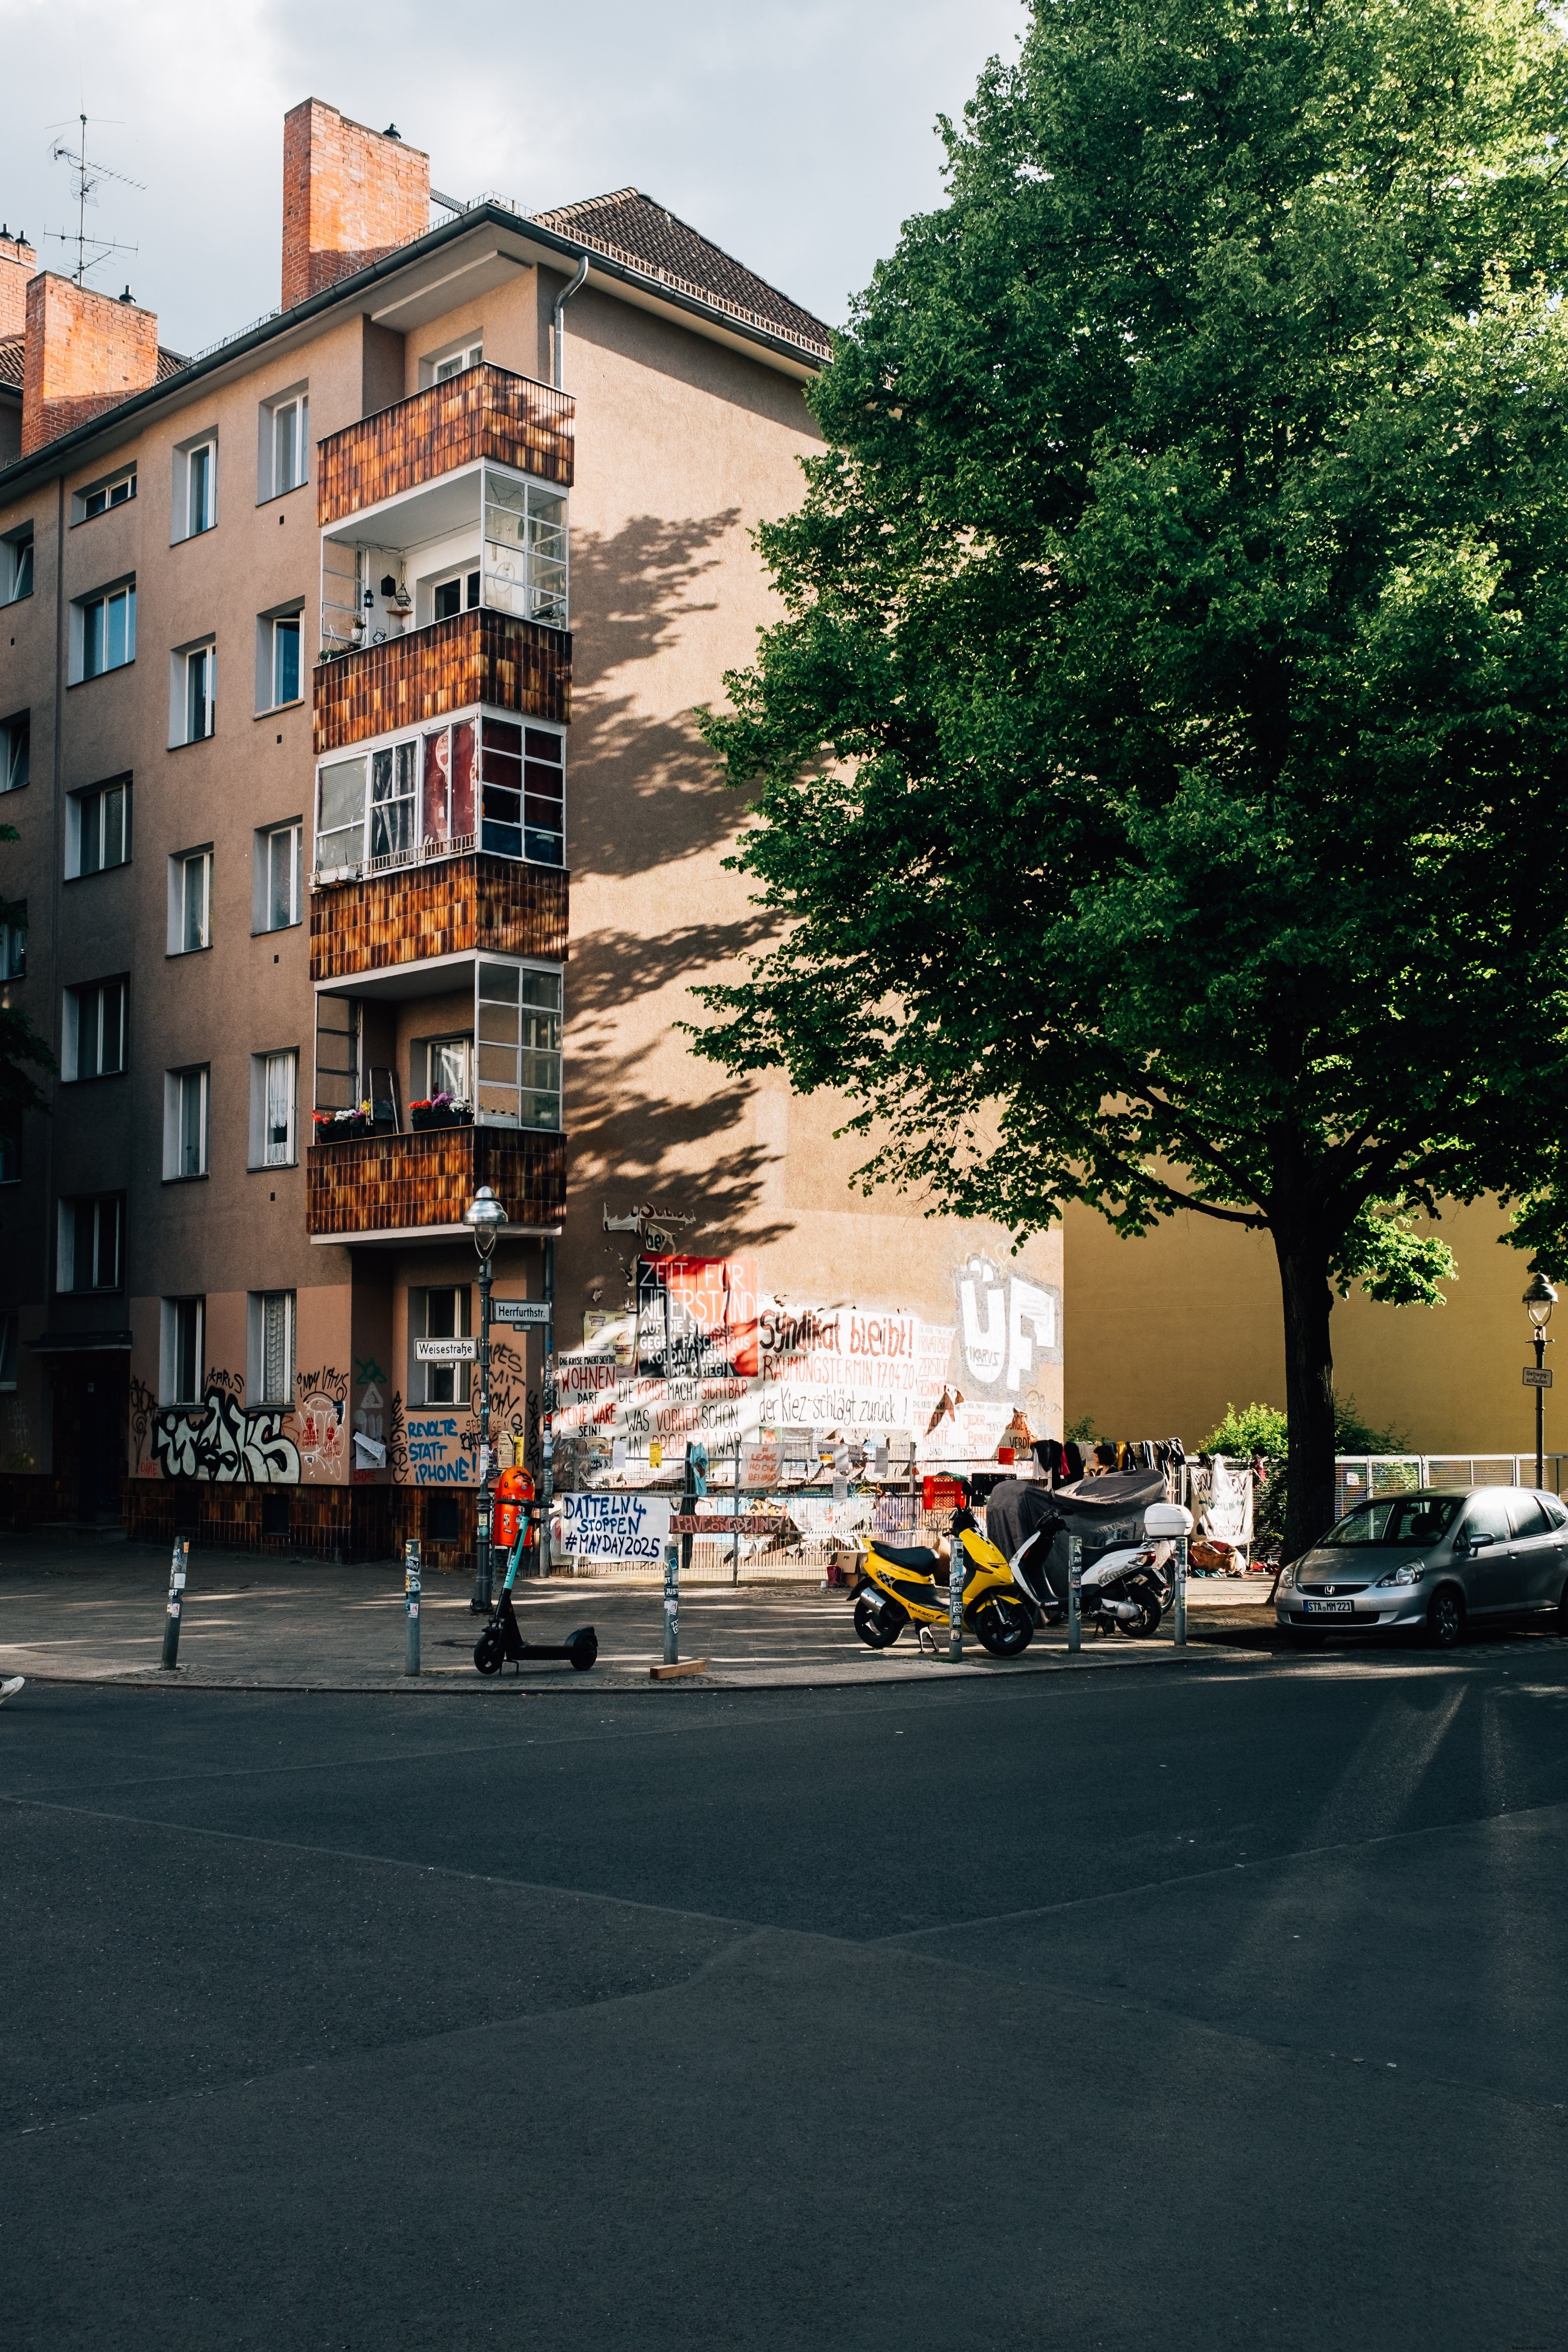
left=1465, top=1531, right=1494, bottom=1552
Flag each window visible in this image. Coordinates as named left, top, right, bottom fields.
left=415, top=1285, right=471, bottom=1405
left=253, top=821, right=302, bottom=932
left=1, top=525, right=32, bottom=605
left=73, top=464, right=136, bottom=523
left=256, top=606, right=303, bottom=710
left=174, top=437, right=216, bottom=540
left=432, top=567, right=481, bottom=621
left=417, top=1034, right=472, bottom=1105
left=168, top=849, right=211, bottom=953
left=250, top=1049, right=298, bottom=1168
left=480, top=720, right=564, bottom=865
left=163, top=1066, right=209, bottom=1179
left=1, top=712, right=27, bottom=794
left=312, top=999, right=358, bottom=1115
left=248, top=1290, right=295, bottom=1406
left=483, top=476, right=567, bottom=625
left=0, top=905, right=24, bottom=980
left=76, top=580, right=136, bottom=680
left=261, top=388, right=308, bottom=500
left=476, top=961, right=562, bottom=1130
left=313, top=715, right=562, bottom=879
left=1509, top=1494, right=1552, bottom=1540
left=160, top=1296, right=204, bottom=1405
left=0, top=1311, right=16, bottom=1387
left=67, top=777, right=131, bottom=877
left=172, top=641, right=215, bottom=744
left=63, top=977, right=127, bottom=1080
left=423, top=339, right=484, bottom=386
left=57, top=1194, right=123, bottom=1291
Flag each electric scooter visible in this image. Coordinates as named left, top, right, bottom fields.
left=474, top=1511, right=598, bottom=1675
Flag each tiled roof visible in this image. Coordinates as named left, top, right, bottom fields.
left=0, top=337, right=188, bottom=394
left=529, top=189, right=831, bottom=358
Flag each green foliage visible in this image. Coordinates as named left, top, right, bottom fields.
left=1199, top=1402, right=1290, bottom=1459
left=1063, top=1412, right=1100, bottom=1445
left=689, top=0, right=1568, bottom=1552
left=0, top=822, right=51, bottom=1126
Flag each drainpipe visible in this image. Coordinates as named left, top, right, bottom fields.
left=552, top=254, right=590, bottom=390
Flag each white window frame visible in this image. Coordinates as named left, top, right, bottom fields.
left=1, top=526, right=32, bottom=605
left=0, top=711, right=28, bottom=794
left=0, top=1310, right=16, bottom=1387
left=72, top=464, right=137, bottom=525
left=249, top=1049, right=298, bottom=1169
left=66, top=776, right=131, bottom=879
left=171, top=638, right=216, bottom=746
left=474, top=956, right=563, bottom=1133
left=259, top=385, right=309, bottom=502
left=167, top=847, right=212, bottom=954
left=420, top=337, right=484, bottom=387
left=253, top=821, right=302, bottom=933
left=247, top=1290, right=296, bottom=1407
left=414, top=1284, right=472, bottom=1405
left=173, top=433, right=217, bottom=542
left=72, top=578, right=136, bottom=682
left=163, top=1066, right=209, bottom=1180
left=311, top=707, right=565, bottom=882
left=57, top=1193, right=124, bottom=1292
left=62, top=976, right=127, bottom=1081
left=255, top=602, right=304, bottom=712
left=160, top=1296, right=205, bottom=1406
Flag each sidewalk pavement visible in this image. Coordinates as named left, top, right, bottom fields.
left=0, top=1535, right=1279, bottom=1693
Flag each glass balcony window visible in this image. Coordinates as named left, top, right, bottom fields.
left=314, top=710, right=563, bottom=881
left=320, top=459, right=568, bottom=657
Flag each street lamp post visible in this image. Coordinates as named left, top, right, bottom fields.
left=1524, top=1272, right=1557, bottom=1490
left=464, top=1184, right=510, bottom=1611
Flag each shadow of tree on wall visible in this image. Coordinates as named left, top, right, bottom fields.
left=566, top=507, right=757, bottom=880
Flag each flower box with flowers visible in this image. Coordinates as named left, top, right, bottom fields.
left=408, top=1094, right=473, bottom=1132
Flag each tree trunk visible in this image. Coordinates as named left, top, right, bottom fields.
left=1274, top=1232, right=1337, bottom=1563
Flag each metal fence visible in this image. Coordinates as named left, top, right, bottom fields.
left=1333, top=1454, right=1568, bottom=1523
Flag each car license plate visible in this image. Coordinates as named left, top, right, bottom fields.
left=1302, top=1598, right=1354, bottom=1615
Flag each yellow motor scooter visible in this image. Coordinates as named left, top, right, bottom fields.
left=851, top=1504, right=1036, bottom=1657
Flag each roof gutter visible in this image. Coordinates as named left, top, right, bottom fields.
left=551, top=253, right=590, bottom=391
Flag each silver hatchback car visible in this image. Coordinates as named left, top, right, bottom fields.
left=1275, top=1486, right=1568, bottom=1647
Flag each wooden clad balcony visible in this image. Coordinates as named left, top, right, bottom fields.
left=317, top=363, right=574, bottom=526
left=313, top=609, right=571, bottom=754
left=307, top=1126, right=566, bottom=1242
left=311, top=852, right=568, bottom=983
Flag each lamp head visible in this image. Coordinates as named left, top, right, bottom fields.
left=1525, top=1270, right=1558, bottom=1330
left=463, top=1184, right=508, bottom=1261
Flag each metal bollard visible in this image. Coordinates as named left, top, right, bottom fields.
left=405, top=1537, right=421, bottom=1676
left=948, top=1537, right=963, bottom=1662
left=663, top=1537, right=679, bottom=1665
left=1067, top=1533, right=1082, bottom=1653
left=1174, top=1532, right=1188, bottom=1648
left=160, top=1536, right=190, bottom=1671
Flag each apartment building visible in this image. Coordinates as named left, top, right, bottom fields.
left=0, top=102, right=1063, bottom=1558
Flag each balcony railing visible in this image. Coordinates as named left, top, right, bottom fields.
left=317, top=363, right=574, bottom=527
left=306, top=1125, right=566, bottom=1241
left=313, top=608, right=571, bottom=754
left=310, top=851, right=569, bottom=982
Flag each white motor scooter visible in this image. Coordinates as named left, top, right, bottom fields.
left=1008, top=1522, right=1175, bottom=1636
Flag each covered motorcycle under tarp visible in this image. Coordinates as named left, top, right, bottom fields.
left=987, top=1470, right=1168, bottom=1603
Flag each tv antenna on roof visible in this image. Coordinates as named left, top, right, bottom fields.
left=46, top=114, right=144, bottom=287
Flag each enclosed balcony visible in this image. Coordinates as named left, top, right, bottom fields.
left=311, top=848, right=568, bottom=984
left=306, top=1125, right=566, bottom=1244
left=312, top=611, right=570, bottom=755
left=317, top=363, right=573, bottom=527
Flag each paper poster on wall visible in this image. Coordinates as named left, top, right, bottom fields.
left=637, top=1255, right=759, bottom=1379
left=404, top=1412, right=475, bottom=1485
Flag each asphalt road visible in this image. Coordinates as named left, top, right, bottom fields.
left=4, top=1634, right=1567, bottom=2351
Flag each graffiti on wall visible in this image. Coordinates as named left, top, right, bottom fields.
left=295, top=1365, right=348, bottom=1483
left=954, top=1255, right=1060, bottom=1393
left=150, top=1380, right=302, bottom=1484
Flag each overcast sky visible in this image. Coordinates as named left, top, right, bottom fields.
left=0, top=0, right=1026, bottom=357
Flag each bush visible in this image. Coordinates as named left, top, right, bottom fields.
left=1200, top=1394, right=1412, bottom=1560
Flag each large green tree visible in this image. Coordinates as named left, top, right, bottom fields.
left=693, top=0, right=1568, bottom=1559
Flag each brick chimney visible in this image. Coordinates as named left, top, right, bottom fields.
left=282, top=101, right=430, bottom=309
left=0, top=231, right=36, bottom=340
left=22, top=274, right=159, bottom=457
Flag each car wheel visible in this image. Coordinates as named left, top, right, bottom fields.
left=1426, top=1586, right=1465, bottom=1649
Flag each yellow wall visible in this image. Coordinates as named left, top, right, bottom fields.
left=1064, top=1195, right=1550, bottom=1457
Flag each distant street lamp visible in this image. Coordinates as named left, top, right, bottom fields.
left=463, top=1184, right=509, bottom=1610
left=1524, top=1271, right=1557, bottom=1489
